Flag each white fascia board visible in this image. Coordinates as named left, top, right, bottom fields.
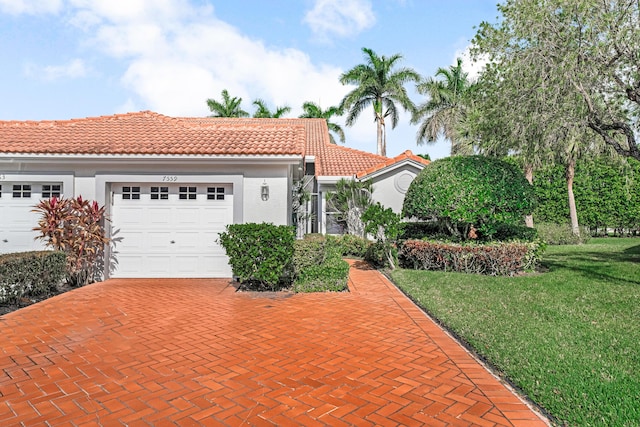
left=0, top=153, right=302, bottom=164
left=357, top=159, right=427, bottom=181
left=316, top=175, right=353, bottom=185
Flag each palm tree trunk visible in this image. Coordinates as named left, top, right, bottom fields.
left=377, top=120, right=384, bottom=156
left=524, top=163, right=534, bottom=228
left=566, top=158, right=580, bottom=236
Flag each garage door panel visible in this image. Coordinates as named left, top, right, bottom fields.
left=147, top=207, right=172, bottom=225
left=148, top=232, right=173, bottom=251
left=146, top=255, right=173, bottom=274
left=116, top=231, right=145, bottom=251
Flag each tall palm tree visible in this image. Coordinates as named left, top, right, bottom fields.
left=299, top=101, right=345, bottom=144
left=206, top=89, right=249, bottom=117
left=252, top=99, right=291, bottom=118
left=412, top=58, right=476, bottom=156
left=340, top=47, right=420, bottom=156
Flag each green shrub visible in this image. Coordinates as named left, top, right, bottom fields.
left=326, top=234, right=371, bottom=257
left=294, top=256, right=349, bottom=292
left=399, top=240, right=543, bottom=276
left=218, top=223, right=295, bottom=290
left=398, top=221, right=441, bottom=240
left=362, top=203, right=401, bottom=269
left=536, top=222, right=591, bottom=245
left=0, top=251, right=66, bottom=303
left=365, top=241, right=398, bottom=269
left=492, top=223, right=538, bottom=242
left=403, top=155, right=535, bottom=240
left=293, top=236, right=349, bottom=292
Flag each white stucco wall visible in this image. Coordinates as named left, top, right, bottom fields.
left=243, top=175, right=289, bottom=225
left=370, top=167, right=421, bottom=215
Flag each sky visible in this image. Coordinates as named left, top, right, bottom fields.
left=0, top=0, right=500, bottom=160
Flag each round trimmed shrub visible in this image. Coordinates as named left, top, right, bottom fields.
left=402, top=155, right=535, bottom=239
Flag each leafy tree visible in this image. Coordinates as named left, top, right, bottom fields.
left=252, top=99, right=291, bottom=118
left=471, top=1, right=608, bottom=235
left=206, top=89, right=249, bottom=118
left=473, top=0, right=640, bottom=162
left=402, top=155, right=535, bottom=240
left=325, top=178, right=374, bottom=238
left=412, top=58, right=477, bottom=156
left=340, top=47, right=420, bottom=156
left=299, top=101, right=345, bottom=144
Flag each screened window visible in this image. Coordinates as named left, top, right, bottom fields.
left=13, top=184, right=31, bottom=198
left=179, top=186, right=197, bottom=200
left=150, top=186, right=169, bottom=200
left=122, top=186, right=141, bottom=200
left=42, top=184, right=62, bottom=198
left=207, top=187, right=225, bottom=200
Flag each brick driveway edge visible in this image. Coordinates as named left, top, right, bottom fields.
left=1, top=262, right=550, bottom=426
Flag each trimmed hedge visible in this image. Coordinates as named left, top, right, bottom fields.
left=293, top=236, right=349, bottom=292
left=327, top=234, right=371, bottom=257
left=218, top=223, right=295, bottom=290
left=399, top=240, right=543, bottom=276
left=536, top=222, right=591, bottom=245
left=0, top=251, right=66, bottom=303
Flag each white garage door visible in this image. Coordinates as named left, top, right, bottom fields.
left=110, top=183, right=233, bottom=278
left=0, top=182, right=62, bottom=254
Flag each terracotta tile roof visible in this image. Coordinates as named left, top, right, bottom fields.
left=0, top=111, right=409, bottom=179
left=0, top=111, right=305, bottom=156
left=355, top=150, right=431, bottom=179
left=183, top=117, right=389, bottom=177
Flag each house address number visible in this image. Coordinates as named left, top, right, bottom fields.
left=162, top=175, right=178, bottom=182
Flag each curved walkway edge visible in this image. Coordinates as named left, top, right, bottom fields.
left=0, top=261, right=550, bottom=426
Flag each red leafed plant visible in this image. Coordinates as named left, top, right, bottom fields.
left=33, top=196, right=110, bottom=286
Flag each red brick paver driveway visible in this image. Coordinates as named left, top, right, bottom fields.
left=1, top=261, right=549, bottom=426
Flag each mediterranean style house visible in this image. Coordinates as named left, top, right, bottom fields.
left=0, top=111, right=429, bottom=278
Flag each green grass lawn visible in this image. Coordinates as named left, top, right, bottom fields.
left=390, top=238, right=640, bottom=427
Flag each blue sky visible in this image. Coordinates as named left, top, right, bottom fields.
left=0, top=0, right=499, bottom=160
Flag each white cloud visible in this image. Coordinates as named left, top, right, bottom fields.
left=0, top=0, right=62, bottom=15
left=453, top=44, right=488, bottom=81
left=25, top=58, right=88, bottom=81
left=303, top=0, right=376, bottom=41
left=61, top=1, right=349, bottom=118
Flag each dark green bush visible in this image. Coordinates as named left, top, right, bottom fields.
left=218, top=223, right=295, bottom=290
left=403, top=155, right=535, bottom=240
left=364, top=241, right=398, bottom=269
left=326, top=234, right=371, bottom=257
left=0, top=251, right=66, bottom=303
left=294, top=256, right=350, bottom=292
left=536, top=223, right=591, bottom=245
left=399, top=221, right=537, bottom=243
left=492, top=223, right=538, bottom=242
left=293, top=236, right=349, bottom=292
left=399, top=240, right=543, bottom=276
left=399, top=221, right=441, bottom=240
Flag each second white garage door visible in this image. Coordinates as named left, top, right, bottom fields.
left=111, top=183, right=233, bottom=278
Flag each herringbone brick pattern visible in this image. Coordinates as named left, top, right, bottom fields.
left=0, top=260, right=549, bottom=426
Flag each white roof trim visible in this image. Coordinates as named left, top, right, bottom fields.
left=0, top=153, right=302, bottom=162
left=316, top=175, right=353, bottom=185
left=356, top=158, right=427, bottom=180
